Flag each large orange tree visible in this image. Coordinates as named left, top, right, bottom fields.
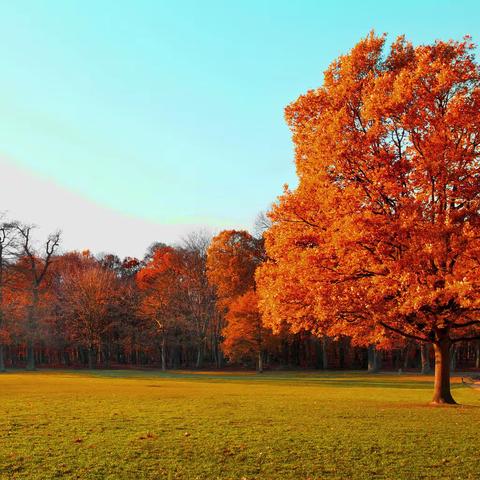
left=257, top=33, right=480, bottom=404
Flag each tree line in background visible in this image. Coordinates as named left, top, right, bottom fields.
left=0, top=216, right=479, bottom=377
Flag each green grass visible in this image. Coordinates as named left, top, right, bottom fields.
left=1, top=370, right=480, bottom=479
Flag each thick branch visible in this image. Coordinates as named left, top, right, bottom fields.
left=450, top=319, right=480, bottom=329
left=379, top=321, right=429, bottom=343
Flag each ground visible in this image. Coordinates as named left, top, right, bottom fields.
left=0, top=370, right=479, bottom=479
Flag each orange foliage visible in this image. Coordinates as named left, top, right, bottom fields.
left=257, top=33, right=480, bottom=401
left=55, top=253, right=122, bottom=354
left=222, top=289, right=272, bottom=362
left=207, top=230, right=264, bottom=306
left=207, top=230, right=270, bottom=367
left=136, top=246, right=187, bottom=334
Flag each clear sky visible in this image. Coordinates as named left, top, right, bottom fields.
left=0, top=0, right=477, bottom=257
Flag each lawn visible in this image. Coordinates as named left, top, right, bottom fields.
left=0, top=370, right=479, bottom=479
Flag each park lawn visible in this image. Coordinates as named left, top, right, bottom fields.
left=0, top=371, right=479, bottom=479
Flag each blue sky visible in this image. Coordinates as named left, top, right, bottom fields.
left=0, top=0, right=477, bottom=256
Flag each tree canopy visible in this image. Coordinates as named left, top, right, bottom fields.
left=257, top=33, right=480, bottom=403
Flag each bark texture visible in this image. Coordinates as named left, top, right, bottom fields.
left=432, top=337, right=456, bottom=404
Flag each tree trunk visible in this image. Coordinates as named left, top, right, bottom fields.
left=376, top=349, right=382, bottom=371
left=403, top=344, right=410, bottom=370
left=104, top=347, right=110, bottom=369
left=173, top=345, right=181, bottom=369
left=367, top=345, right=379, bottom=373
left=257, top=351, right=263, bottom=373
left=338, top=337, right=346, bottom=369
left=26, top=288, right=39, bottom=371
left=450, top=344, right=457, bottom=372
left=102, top=341, right=111, bottom=369
left=0, top=344, right=5, bottom=372
left=87, top=346, right=95, bottom=370
left=217, top=348, right=224, bottom=369
left=420, top=343, right=431, bottom=374
left=432, top=337, right=456, bottom=404
left=161, top=337, right=166, bottom=371
left=63, top=350, right=70, bottom=366
left=476, top=342, right=480, bottom=369
left=321, top=336, right=328, bottom=370
left=26, top=339, right=35, bottom=370
left=195, top=343, right=204, bottom=369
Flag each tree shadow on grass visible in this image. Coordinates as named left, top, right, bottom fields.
left=22, top=368, right=479, bottom=394
left=71, top=369, right=439, bottom=390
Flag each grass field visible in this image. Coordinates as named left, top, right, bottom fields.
left=1, top=370, right=480, bottom=479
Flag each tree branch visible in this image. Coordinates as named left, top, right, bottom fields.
left=451, top=320, right=480, bottom=329
left=379, top=321, right=429, bottom=343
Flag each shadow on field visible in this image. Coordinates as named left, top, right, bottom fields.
left=40, top=368, right=449, bottom=390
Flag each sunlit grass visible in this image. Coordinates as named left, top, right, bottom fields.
left=1, top=370, right=479, bottom=479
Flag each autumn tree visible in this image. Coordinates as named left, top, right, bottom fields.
left=257, top=33, right=480, bottom=404
left=207, top=230, right=264, bottom=305
left=55, top=252, right=122, bottom=369
left=207, top=230, right=270, bottom=371
left=136, top=246, right=188, bottom=370
left=114, top=256, right=143, bottom=365
left=222, top=289, right=272, bottom=372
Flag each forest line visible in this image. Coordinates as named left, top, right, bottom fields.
left=0, top=218, right=477, bottom=375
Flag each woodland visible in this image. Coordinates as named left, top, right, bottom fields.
left=2, top=33, right=480, bottom=406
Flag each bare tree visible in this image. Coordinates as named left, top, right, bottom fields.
left=253, top=210, right=272, bottom=239
left=181, top=230, right=211, bottom=258
left=181, top=230, right=217, bottom=368
left=0, top=216, right=19, bottom=371
left=16, top=225, right=61, bottom=370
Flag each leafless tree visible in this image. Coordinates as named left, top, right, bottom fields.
left=181, top=229, right=212, bottom=258
left=253, top=210, right=272, bottom=238
left=16, top=224, right=61, bottom=370
left=0, top=216, right=19, bottom=371
left=181, top=230, right=217, bottom=368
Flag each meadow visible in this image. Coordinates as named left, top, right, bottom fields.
left=0, top=370, right=479, bottom=480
